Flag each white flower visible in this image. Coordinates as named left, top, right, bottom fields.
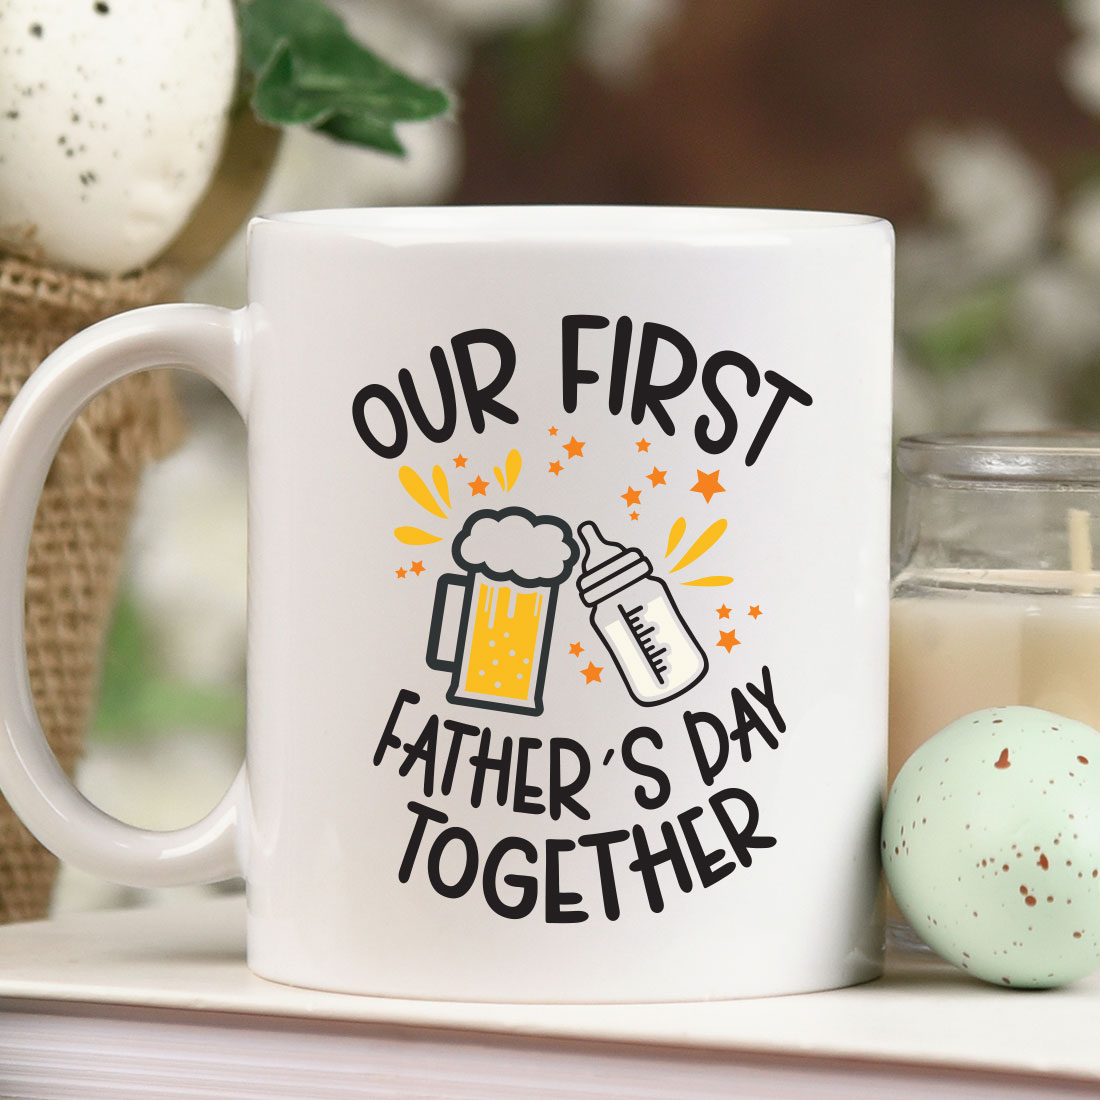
left=1064, top=39, right=1100, bottom=112
left=1063, top=186, right=1100, bottom=275
left=1065, top=0, right=1100, bottom=32
left=1011, top=260, right=1100, bottom=367
left=329, top=0, right=467, bottom=84
left=930, top=355, right=1058, bottom=435
left=1064, top=0, right=1100, bottom=111
left=910, top=128, right=1052, bottom=275
left=410, top=0, right=560, bottom=36
left=896, top=225, right=985, bottom=324
left=579, top=0, right=679, bottom=82
left=897, top=130, right=1052, bottom=337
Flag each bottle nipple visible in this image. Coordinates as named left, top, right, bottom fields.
left=577, top=521, right=625, bottom=569
left=575, top=520, right=650, bottom=607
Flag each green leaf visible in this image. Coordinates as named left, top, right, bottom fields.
left=490, top=0, right=586, bottom=143
left=904, top=282, right=1013, bottom=377
left=93, top=592, right=245, bottom=744
left=236, top=0, right=451, bottom=156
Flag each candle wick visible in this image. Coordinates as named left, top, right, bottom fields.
left=1068, top=507, right=1094, bottom=595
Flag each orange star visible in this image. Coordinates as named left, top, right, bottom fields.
left=548, top=460, right=563, bottom=476
left=717, top=629, right=740, bottom=653
left=646, top=467, right=667, bottom=487
left=395, top=567, right=407, bottom=579
left=622, top=486, right=642, bottom=507
left=581, top=661, right=603, bottom=684
left=410, top=561, right=425, bottom=576
left=548, top=426, right=558, bottom=436
left=468, top=475, right=489, bottom=496
left=568, top=642, right=584, bottom=657
left=453, top=454, right=467, bottom=468
left=691, top=469, right=725, bottom=504
left=563, top=435, right=586, bottom=459
left=630, top=510, right=640, bottom=521
left=748, top=605, right=762, bottom=619
left=717, top=604, right=731, bottom=619
left=636, top=438, right=650, bottom=452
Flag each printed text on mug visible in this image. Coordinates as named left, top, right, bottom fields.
left=351, top=318, right=813, bottom=463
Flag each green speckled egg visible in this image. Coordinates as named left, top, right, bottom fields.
left=883, top=705, right=1100, bottom=988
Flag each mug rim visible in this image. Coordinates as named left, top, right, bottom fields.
left=249, top=204, right=889, bottom=243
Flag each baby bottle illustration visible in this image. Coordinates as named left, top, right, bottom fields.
left=576, top=521, right=708, bottom=706
left=426, top=507, right=579, bottom=717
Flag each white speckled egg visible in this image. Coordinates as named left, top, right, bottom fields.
left=884, top=706, right=1100, bottom=988
left=0, top=0, right=237, bottom=274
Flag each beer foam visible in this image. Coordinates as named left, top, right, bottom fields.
left=453, top=508, right=579, bottom=586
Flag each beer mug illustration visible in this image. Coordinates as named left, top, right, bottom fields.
left=426, top=507, right=580, bottom=716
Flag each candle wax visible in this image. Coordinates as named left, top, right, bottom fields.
left=889, top=589, right=1100, bottom=789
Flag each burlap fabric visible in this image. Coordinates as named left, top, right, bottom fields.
left=0, top=253, right=185, bottom=922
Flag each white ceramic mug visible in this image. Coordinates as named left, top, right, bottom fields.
left=0, top=207, right=893, bottom=1001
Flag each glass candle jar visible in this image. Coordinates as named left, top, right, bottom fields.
left=889, top=432, right=1100, bottom=789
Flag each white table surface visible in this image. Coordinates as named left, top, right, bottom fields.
left=0, top=896, right=1096, bottom=1082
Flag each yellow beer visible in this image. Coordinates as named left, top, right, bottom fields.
left=460, top=581, right=548, bottom=707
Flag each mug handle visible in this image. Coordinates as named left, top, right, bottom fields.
left=0, top=302, right=247, bottom=887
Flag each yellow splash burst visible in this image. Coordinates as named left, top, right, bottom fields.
left=399, top=465, right=448, bottom=520
left=669, top=519, right=727, bottom=573
left=493, top=449, right=523, bottom=493
left=665, top=517, right=687, bottom=558
left=394, top=526, right=443, bottom=545
left=664, top=517, right=732, bottom=586
left=505, top=448, right=521, bottom=490
left=432, top=465, right=451, bottom=509
left=393, top=450, right=521, bottom=551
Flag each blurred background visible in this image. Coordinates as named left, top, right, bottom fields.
left=56, top=0, right=1100, bottom=910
